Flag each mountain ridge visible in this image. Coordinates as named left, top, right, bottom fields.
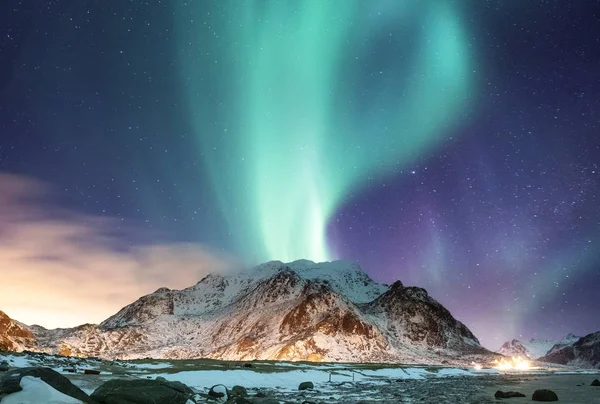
left=2, top=260, right=492, bottom=364
left=538, top=331, right=600, bottom=369
left=497, top=334, right=581, bottom=360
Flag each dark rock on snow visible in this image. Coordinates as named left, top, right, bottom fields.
left=532, top=389, right=559, bottom=402
left=0, top=367, right=93, bottom=402
left=592, top=379, right=600, bottom=386
left=495, top=390, right=526, bottom=398
left=252, top=398, right=280, bottom=404
left=227, top=396, right=253, bottom=404
left=231, top=385, right=248, bottom=397
left=208, top=383, right=229, bottom=398
left=91, top=378, right=194, bottom=404
left=0, top=361, right=9, bottom=372
left=298, top=381, right=314, bottom=391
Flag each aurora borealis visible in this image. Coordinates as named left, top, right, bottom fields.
left=1, top=0, right=599, bottom=348
left=178, top=0, right=472, bottom=262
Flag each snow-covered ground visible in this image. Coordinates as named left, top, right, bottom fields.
left=1, top=376, right=81, bottom=404
left=1, top=351, right=599, bottom=403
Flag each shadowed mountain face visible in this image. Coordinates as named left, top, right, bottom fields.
left=1, top=260, right=491, bottom=363
left=0, top=310, right=36, bottom=352
left=539, top=331, right=600, bottom=369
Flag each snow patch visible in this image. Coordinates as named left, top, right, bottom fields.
left=0, top=376, right=82, bottom=404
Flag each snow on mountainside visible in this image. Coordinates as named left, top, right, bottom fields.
left=3, top=260, right=492, bottom=363
left=497, top=334, right=581, bottom=359
left=497, top=340, right=531, bottom=358
left=0, top=310, right=36, bottom=352
left=539, top=331, right=600, bottom=369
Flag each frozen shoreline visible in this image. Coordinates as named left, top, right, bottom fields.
left=2, top=351, right=599, bottom=403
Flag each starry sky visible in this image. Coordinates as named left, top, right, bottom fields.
left=1, top=0, right=599, bottom=350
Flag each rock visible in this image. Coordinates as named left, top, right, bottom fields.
left=209, top=384, right=229, bottom=399
left=255, top=391, right=267, bottom=397
left=495, top=390, right=526, bottom=398
left=227, top=396, right=253, bottom=404
left=91, top=378, right=194, bottom=404
left=298, top=381, right=314, bottom=391
left=84, top=369, right=101, bottom=375
left=231, top=385, right=248, bottom=397
left=252, top=399, right=280, bottom=404
left=0, top=367, right=92, bottom=402
left=0, top=361, right=9, bottom=372
left=532, top=389, right=559, bottom=402
left=63, top=367, right=77, bottom=373
left=592, top=379, right=600, bottom=386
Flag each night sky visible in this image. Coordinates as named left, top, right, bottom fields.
left=1, top=0, right=599, bottom=349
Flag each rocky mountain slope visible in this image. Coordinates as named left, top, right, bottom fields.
left=539, top=331, right=600, bottom=368
left=497, top=334, right=581, bottom=359
left=0, top=310, right=36, bottom=352
left=2, top=260, right=491, bottom=363
left=497, top=339, right=531, bottom=358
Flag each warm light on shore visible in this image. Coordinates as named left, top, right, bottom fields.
left=493, top=356, right=530, bottom=370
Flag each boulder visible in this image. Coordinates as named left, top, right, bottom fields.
left=227, top=396, right=253, bottom=404
left=208, top=384, right=229, bottom=399
left=231, top=385, right=248, bottom=397
left=0, top=367, right=92, bottom=403
left=91, top=378, right=194, bottom=404
left=532, top=389, right=559, bottom=402
left=298, top=381, right=314, bottom=391
left=495, top=390, right=526, bottom=398
left=592, top=379, right=600, bottom=386
left=0, top=361, right=9, bottom=372
left=252, top=399, right=280, bottom=404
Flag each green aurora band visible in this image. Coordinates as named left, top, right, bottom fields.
left=177, top=1, right=474, bottom=262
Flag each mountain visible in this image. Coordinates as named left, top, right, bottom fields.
left=497, top=339, right=531, bottom=358
left=544, top=333, right=582, bottom=356
left=496, top=334, right=581, bottom=359
left=539, top=331, right=600, bottom=368
left=0, top=310, right=36, bottom=352
left=1, top=260, right=491, bottom=363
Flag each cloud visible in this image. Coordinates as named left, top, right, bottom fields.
left=0, top=174, right=239, bottom=328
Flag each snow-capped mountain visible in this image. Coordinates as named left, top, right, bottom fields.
left=2, top=260, right=491, bottom=363
left=497, top=334, right=581, bottom=359
left=0, top=310, right=36, bottom=352
left=539, top=331, right=600, bottom=369
left=497, top=339, right=531, bottom=358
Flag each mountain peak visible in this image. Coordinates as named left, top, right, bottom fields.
left=565, top=333, right=580, bottom=340
left=3, top=259, right=490, bottom=363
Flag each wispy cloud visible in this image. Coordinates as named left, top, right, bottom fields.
left=0, top=174, right=239, bottom=328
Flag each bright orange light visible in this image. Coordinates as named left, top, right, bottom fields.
left=493, top=356, right=530, bottom=370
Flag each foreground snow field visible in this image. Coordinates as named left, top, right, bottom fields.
left=1, top=351, right=599, bottom=403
